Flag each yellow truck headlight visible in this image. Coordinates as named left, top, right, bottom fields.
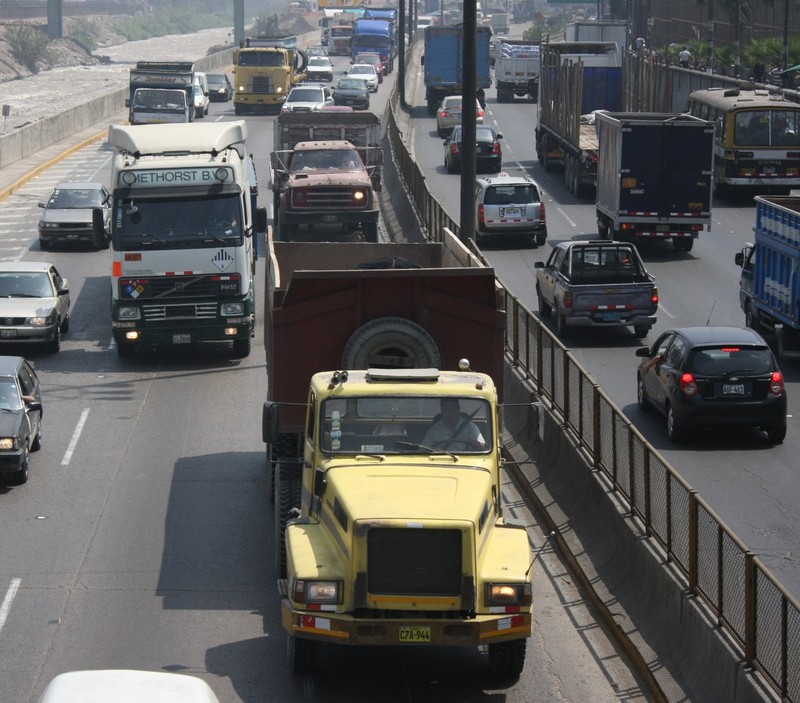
left=485, top=583, right=532, bottom=607
left=291, top=579, right=341, bottom=605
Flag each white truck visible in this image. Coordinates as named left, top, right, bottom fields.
left=494, top=40, right=540, bottom=103
left=491, top=12, right=509, bottom=35
left=98, top=121, right=267, bottom=358
left=126, top=61, right=195, bottom=125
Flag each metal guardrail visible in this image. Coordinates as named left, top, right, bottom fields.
left=386, top=88, right=800, bottom=703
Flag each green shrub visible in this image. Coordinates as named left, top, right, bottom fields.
left=68, top=18, right=99, bottom=52
left=5, top=23, right=53, bottom=73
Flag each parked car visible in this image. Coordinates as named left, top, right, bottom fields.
left=0, top=262, right=70, bottom=352
left=37, top=181, right=110, bottom=250
left=474, top=173, right=547, bottom=247
left=636, top=326, right=788, bottom=444
left=281, top=85, right=334, bottom=113
left=206, top=72, right=232, bottom=101
left=347, top=63, right=379, bottom=92
left=37, top=670, right=221, bottom=703
left=0, top=355, right=42, bottom=486
left=192, top=83, right=209, bottom=118
left=443, top=124, right=502, bottom=174
left=353, top=52, right=384, bottom=82
left=435, top=95, right=485, bottom=137
left=332, top=77, right=370, bottom=110
left=306, top=56, right=334, bottom=82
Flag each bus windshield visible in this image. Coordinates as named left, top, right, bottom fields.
left=734, top=109, right=800, bottom=147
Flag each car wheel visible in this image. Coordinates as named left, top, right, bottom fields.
left=766, top=425, right=787, bottom=444
left=554, top=307, right=568, bottom=337
left=39, top=239, right=50, bottom=251
left=637, top=374, right=651, bottom=412
left=536, top=286, right=551, bottom=316
left=232, top=338, right=251, bottom=358
left=48, top=323, right=61, bottom=353
left=60, top=313, right=70, bottom=334
left=31, top=423, right=42, bottom=452
left=9, top=445, right=30, bottom=485
left=633, top=325, right=649, bottom=339
left=666, top=404, right=684, bottom=442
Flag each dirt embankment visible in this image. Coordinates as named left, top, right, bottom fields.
left=0, top=13, right=317, bottom=84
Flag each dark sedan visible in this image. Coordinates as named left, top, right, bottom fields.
left=206, top=72, right=232, bottom=102
left=332, top=78, right=370, bottom=110
left=636, top=326, right=788, bottom=443
left=0, top=355, right=42, bottom=485
left=443, top=125, right=503, bottom=174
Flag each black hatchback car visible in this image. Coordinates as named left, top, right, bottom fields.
left=636, top=326, right=787, bottom=444
left=0, top=356, right=42, bottom=485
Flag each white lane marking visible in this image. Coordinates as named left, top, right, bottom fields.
left=658, top=302, right=676, bottom=318
left=0, top=578, right=21, bottom=633
left=557, top=207, right=576, bottom=227
left=61, top=408, right=90, bottom=466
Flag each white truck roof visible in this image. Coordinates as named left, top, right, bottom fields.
left=108, top=121, right=247, bottom=159
left=37, top=670, right=221, bottom=703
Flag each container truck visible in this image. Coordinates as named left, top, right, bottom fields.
left=564, top=21, right=629, bottom=63
left=351, top=18, right=396, bottom=73
left=735, top=196, right=800, bottom=359
left=99, top=122, right=267, bottom=358
left=422, top=25, right=492, bottom=115
left=261, top=234, right=532, bottom=676
left=535, top=42, right=622, bottom=197
left=594, top=111, right=714, bottom=253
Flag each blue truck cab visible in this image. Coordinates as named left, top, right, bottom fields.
left=351, top=18, right=396, bottom=74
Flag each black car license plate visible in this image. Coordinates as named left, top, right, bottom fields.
left=721, top=383, right=749, bottom=396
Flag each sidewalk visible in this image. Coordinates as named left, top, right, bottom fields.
left=0, top=111, right=125, bottom=202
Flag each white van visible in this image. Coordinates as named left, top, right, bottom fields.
left=194, top=71, right=208, bottom=96
left=38, top=670, right=221, bottom=703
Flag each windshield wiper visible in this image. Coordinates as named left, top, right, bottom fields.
left=394, top=439, right=457, bottom=460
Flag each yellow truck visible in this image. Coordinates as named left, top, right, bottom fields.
left=232, top=35, right=307, bottom=115
left=262, top=237, right=532, bottom=675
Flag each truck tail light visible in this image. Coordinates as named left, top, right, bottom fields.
left=563, top=292, right=573, bottom=309
left=492, top=141, right=501, bottom=154
left=450, top=143, right=460, bottom=155
left=652, top=287, right=659, bottom=306
left=477, top=108, right=485, bottom=119
left=679, top=373, right=698, bottom=397
left=540, top=202, right=546, bottom=223
left=770, top=371, right=785, bottom=396
left=478, top=204, right=485, bottom=224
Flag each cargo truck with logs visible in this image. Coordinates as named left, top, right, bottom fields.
left=535, top=42, right=622, bottom=197
left=261, top=234, right=532, bottom=675
left=736, top=196, right=800, bottom=359
left=270, top=111, right=383, bottom=242
left=594, top=111, right=714, bottom=253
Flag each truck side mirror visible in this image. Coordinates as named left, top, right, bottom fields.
left=420, top=55, right=425, bottom=65
left=262, top=401, right=280, bottom=443
left=734, top=251, right=744, bottom=267
left=254, top=206, right=268, bottom=234
left=313, top=465, right=326, bottom=497
left=91, top=207, right=107, bottom=248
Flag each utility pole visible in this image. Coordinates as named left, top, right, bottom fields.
left=459, top=0, right=478, bottom=245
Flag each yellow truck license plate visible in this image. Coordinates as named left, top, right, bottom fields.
left=399, top=626, right=431, bottom=643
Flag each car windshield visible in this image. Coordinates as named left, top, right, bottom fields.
left=0, top=378, right=22, bottom=410
left=338, top=79, right=366, bottom=90
left=687, top=346, right=774, bottom=376
left=238, top=51, right=285, bottom=67
left=350, top=66, right=375, bottom=75
left=319, top=395, right=492, bottom=454
left=308, top=58, right=330, bottom=67
left=207, top=75, right=227, bottom=86
left=47, top=187, right=104, bottom=208
left=289, top=88, right=325, bottom=102
left=0, top=272, right=54, bottom=298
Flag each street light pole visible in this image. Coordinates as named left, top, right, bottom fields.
left=459, top=0, right=478, bottom=245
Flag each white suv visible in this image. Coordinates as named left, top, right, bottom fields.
left=281, top=85, right=334, bottom=113
left=474, top=173, right=547, bottom=248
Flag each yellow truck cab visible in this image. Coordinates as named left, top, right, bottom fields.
left=266, top=365, right=532, bottom=675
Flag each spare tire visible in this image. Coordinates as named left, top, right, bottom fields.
left=341, top=317, right=441, bottom=369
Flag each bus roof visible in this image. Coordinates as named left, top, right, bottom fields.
left=688, top=87, right=799, bottom=111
